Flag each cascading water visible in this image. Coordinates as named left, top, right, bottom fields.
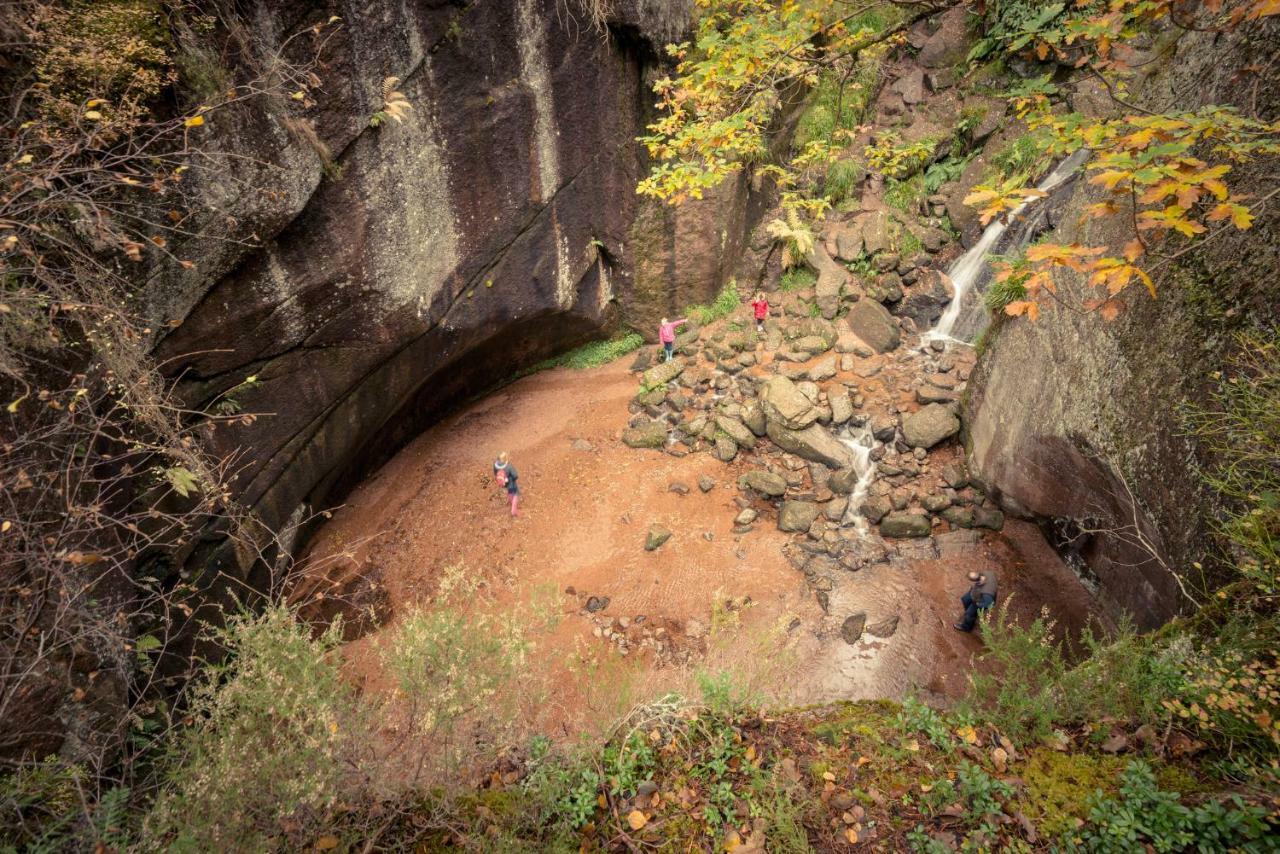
left=921, top=149, right=1090, bottom=346
left=838, top=422, right=879, bottom=536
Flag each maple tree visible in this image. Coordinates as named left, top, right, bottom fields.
left=963, top=0, right=1280, bottom=320
left=639, top=0, right=1279, bottom=321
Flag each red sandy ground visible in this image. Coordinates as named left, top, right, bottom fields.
left=299, top=354, right=1104, bottom=747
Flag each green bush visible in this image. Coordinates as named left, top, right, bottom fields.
left=884, top=173, right=925, bottom=213
left=780, top=266, right=817, bottom=292
left=824, top=159, right=865, bottom=205
left=143, top=607, right=361, bottom=850
left=1074, top=760, right=1271, bottom=853
left=526, top=332, right=645, bottom=374
left=685, top=280, right=741, bottom=324
left=1184, top=328, right=1280, bottom=595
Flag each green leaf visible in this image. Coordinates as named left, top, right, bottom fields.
left=136, top=634, right=162, bottom=654
left=165, top=466, right=200, bottom=498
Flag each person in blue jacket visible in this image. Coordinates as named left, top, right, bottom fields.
left=493, top=452, right=520, bottom=517
left=954, top=570, right=997, bottom=632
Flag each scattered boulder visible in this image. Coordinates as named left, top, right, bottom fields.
left=808, top=357, right=837, bottom=382
left=767, top=421, right=856, bottom=470
left=713, top=435, right=739, bottom=462
left=741, top=470, right=788, bottom=497
left=866, top=615, right=900, bottom=638
left=833, top=222, right=864, bottom=261
left=716, top=416, right=756, bottom=450
left=858, top=211, right=892, bottom=255
left=829, top=390, right=853, bottom=425
left=919, top=4, right=970, bottom=68
left=942, top=506, right=976, bottom=528
left=902, top=403, right=960, bottom=449
left=824, top=497, right=849, bottom=521
left=841, top=612, right=867, bottom=645
left=879, top=511, right=932, bottom=538
left=642, top=358, right=683, bottom=389
left=892, top=68, right=926, bottom=105
left=861, top=495, right=893, bottom=523
left=828, top=468, right=859, bottom=495
left=623, top=421, right=668, bottom=449
left=916, top=384, right=957, bottom=404
left=760, top=375, right=820, bottom=429
left=644, top=524, right=673, bottom=551
left=778, top=500, right=822, bottom=532
left=741, top=399, right=767, bottom=436
left=870, top=413, right=898, bottom=442
left=846, top=299, right=901, bottom=354
left=973, top=506, right=1005, bottom=531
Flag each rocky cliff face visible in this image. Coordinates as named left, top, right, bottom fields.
left=964, top=22, right=1280, bottom=628
left=148, top=0, right=772, bottom=544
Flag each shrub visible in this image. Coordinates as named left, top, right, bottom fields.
left=1074, top=760, right=1271, bottom=853
left=686, top=280, right=742, bottom=325
left=824, top=158, right=865, bottom=205
left=526, top=333, right=645, bottom=374
left=781, top=266, right=817, bottom=292
left=884, top=174, right=925, bottom=213
left=1184, top=327, right=1280, bottom=595
left=143, top=607, right=361, bottom=850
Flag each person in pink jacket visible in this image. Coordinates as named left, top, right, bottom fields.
left=658, top=317, right=687, bottom=362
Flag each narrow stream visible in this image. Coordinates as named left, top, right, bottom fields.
left=921, top=149, right=1090, bottom=346
left=838, top=422, right=879, bottom=535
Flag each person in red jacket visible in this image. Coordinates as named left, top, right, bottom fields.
left=750, top=292, right=769, bottom=333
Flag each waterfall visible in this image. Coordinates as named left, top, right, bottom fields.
left=838, top=423, right=879, bottom=536
left=922, top=149, right=1090, bottom=346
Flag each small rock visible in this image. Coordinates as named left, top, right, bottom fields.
left=713, top=435, right=739, bottom=462
left=669, top=481, right=690, bottom=495
left=734, top=508, right=759, bottom=526
left=622, top=421, right=668, bottom=449
left=740, top=469, right=787, bottom=497
left=866, top=615, right=900, bottom=638
left=698, top=475, right=717, bottom=493
left=585, top=596, right=610, bottom=613
left=841, top=612, right=867, bottom=645
left=571, top=438, right=594, bottom=452
left=644, top=524, right=673, bottom=551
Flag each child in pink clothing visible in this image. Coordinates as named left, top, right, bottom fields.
left=658, top=317, right=687, bottom=362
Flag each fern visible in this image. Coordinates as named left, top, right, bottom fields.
left=766, top=208, right=816, bottom=269
left=370, top=75, right=412, bottom=127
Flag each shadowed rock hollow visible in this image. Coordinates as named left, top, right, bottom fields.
left=150, top=0, right=777, bottom=549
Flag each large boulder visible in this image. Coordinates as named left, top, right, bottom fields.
left=856, top=210, right=892, bottom=255
left=642, top=358, right=684, bottom=389
left=766, top=421, right=856, bottom=470
left=778, top=500, right=822, bottom=532
left=918, top=5, right=971, bottom=69
left=846, top=299, right=901, bottom=354
left=740, top=469, right=788, bottom=497
left=902, top=403, right=960, bottom=449
left=879, top=511, right=932, bottom=538
left=897, top=268, right=954, bottom=328
left=760, top=375, right=820, bottom=429
left=811, top=245, right=848, bottom=320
